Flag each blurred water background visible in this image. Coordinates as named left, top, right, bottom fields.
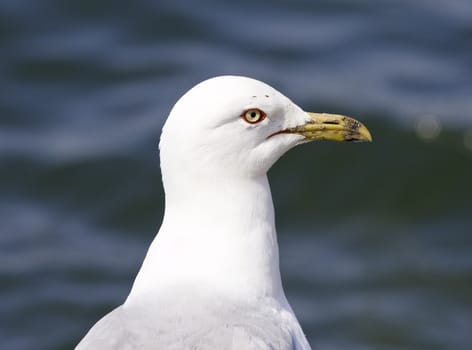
left=1, top=0, right=472, bottom=349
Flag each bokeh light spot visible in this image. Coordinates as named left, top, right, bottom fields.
left=415, top=115, right=442, bottom=142
left=464, top=129, right=472, bottom=152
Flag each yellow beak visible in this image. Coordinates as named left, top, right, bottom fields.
left=288, top=112, right=372, bottom=142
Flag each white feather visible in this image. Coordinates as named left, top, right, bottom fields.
left=76, top=76, right=311, bottom=350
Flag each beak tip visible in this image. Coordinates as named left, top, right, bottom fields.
left=351, top=121, right=372, bottom=142
left=360, top=127, right=373, bottom=142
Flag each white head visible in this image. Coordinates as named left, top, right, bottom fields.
left=128, top=76, right=371, bottom=301
left=160, top=76, right=371, bottom=195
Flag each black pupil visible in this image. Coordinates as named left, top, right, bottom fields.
left=250, top=111, right=257, bottom=118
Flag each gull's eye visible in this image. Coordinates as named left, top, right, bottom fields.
left=242, top=108, right=266, bottom=124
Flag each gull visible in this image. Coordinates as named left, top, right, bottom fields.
left=76, top=76, right=371, bottom=350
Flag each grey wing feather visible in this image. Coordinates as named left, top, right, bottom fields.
left=76, top=307, right=137, bottom=350
left=76, top=299, right=308, bottom=350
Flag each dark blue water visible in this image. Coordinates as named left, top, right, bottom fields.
left=1, top=1, right=471, bottom=349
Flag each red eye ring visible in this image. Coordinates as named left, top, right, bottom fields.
left=241, top=108, right=267, bottom=124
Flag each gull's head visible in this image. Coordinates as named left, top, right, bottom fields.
left=160, top=76, right=371, bottom=184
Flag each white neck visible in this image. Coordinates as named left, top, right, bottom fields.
left=126, top=174, right=285, bottom=303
